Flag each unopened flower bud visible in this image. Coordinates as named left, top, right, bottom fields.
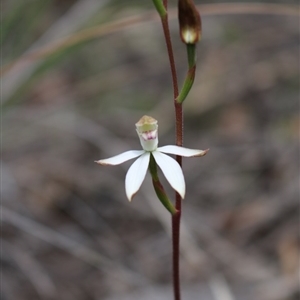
left=136, top=115, right=158, bottom=151
left=178, top=0, right=201, bottom=44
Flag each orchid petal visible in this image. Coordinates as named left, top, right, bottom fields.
left=95, top=150, right=144, bottom=166
left=152, top=151, right=185, bottom=199
left=125, top=152, right=150, bottom=201
left=157, top=145, right=208, bottom=157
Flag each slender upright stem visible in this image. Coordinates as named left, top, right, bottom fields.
left=159, top=2, right=183, bottom=299
left=161, top=20, right=178, bottom=98
left=172, top=200, right=181, bottom=300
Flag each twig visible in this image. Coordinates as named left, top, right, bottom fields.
left=2, top=240, right=57, bottom=299
left=1, top=2, right=298, bottom=111
left=209, top=273, right=236, bottom=300
left=2, top=0, right=110, bottom=100
left=1, top=206, right=148, bottom=286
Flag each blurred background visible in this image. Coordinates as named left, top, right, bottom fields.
left=1, top=1, right=299, bottom=300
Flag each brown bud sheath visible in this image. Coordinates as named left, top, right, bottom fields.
left=178, top=0, right=201, bottom=44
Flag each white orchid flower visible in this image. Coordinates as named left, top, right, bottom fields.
left=96, top=116, right=208, bottom=201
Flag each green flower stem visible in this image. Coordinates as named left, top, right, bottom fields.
left=176, top=65, right=196, bottom=104
left=176, top=44, right=197, bottom=104
left=187, top=44, right=197, bottom=68
left=149, top=154, right=177, bottom=215
left=152, top=0, right=167, bottom=18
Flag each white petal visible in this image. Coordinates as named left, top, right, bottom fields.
left=95, top=150, right=144, bottom=165
left=157, top=145, right=208, bottom=157
left=152, top=151, right=186, bottom=199
left=125, top=152, right=150, bottom=201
